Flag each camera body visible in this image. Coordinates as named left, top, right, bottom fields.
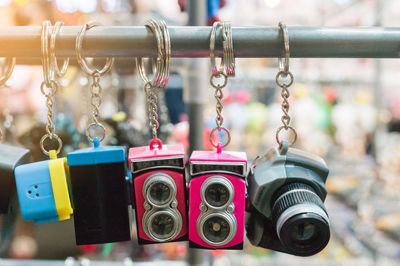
left=246, top=146, right=330, bottom=256
left=128, top=141, right=188, bottom=244
left=67, top=144, right=131, bottom=245
left=188, top=150, right=247, bottom=249
left=15, top=152, right=72, bottom=224
left=0, top=144, right=30, bottom=214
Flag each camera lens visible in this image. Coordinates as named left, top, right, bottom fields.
left=149, top=182, right=171, bottom=205
left=290, top=221, right=315, bottom=242
left=145, top=173, right=175, bottom=206
left=205, top=183, right=230, bottom=207
left=271, top=183, right=330, bottom=256
left=150, top=212, right=175, bottom=238
left=202, top=215, right=231, bottom=244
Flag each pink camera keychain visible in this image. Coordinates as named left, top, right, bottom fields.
left=188, top=22, right=247, bottom=250
left=128, top=20, right=188, bottom=244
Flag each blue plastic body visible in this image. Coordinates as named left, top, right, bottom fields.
left=14, top=160, right=58, bottom=224
left=67, top=139, right=125, bottom=166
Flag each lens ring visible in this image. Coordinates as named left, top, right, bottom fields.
left=143, top=173, right=176, bottom=207
left=279, top=212, right=330, bottom=256
left=197, top=212, right=236, bottom=246
left=200, top=176, right=234, bottom=210
left=145, top=209, right=182, bottom=242
left=276, top=203, right=329, bottom=238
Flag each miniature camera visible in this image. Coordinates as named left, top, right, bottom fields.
left=0, top=144, right=31, bottom=214
left=188, top=149, right=247, bottom=249
left=128, top=139, right=188, bottom=244
left=67, top=139, right=131, bottom=245
left=15, top=150, right=72, bottom=224
left=246, top=145, right=330, bottom=256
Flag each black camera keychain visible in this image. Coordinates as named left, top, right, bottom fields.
left=66, top=22, right=131, bottom=245
left=246, top=22, right=331, bottom=257
left=0, top=57, right=31, bottom=216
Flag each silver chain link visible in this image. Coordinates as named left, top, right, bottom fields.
left=40, top=80, right=59, bottom=136
left=144, top=82, right=159, bottom=139
left=90, top=71, right=102, bottom=125
left=210, top=72, right=228, bottom=130
left=275, top=22, right=297, bottom=146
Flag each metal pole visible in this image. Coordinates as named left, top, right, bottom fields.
left=2, top=26, right=400, bottom=58
left=372, top=0, right=383, bottom=160
left=186, top=0, right=207, bottom=266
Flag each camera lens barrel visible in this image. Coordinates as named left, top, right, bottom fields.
left=271, top=183, right=330, bottom=256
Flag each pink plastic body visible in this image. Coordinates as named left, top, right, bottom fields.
left=128, top=144, right=187, bottom=242
left=188, top=150, right=247, bottom=249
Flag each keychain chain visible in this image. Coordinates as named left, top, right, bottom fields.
left=76, top=22, right=114, bottom=144
left=90, top=71, right=102, bottom=126
left=208, top=21, right=234, bottom=149
left=137, top=20, right=170, bottom=146
left=275, top=22, right=297, bottom=147
left=41, top=80, right=59, bottom=137
left=144, top=82, right=159, bottom=140
left=212, top=73, right=226, bottom=130
left=0, top=57, right=15, bottom=141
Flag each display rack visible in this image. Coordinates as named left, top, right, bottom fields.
left=0, top=26, right=400, bottom=59
left=0, top=25, right=396, bottom=265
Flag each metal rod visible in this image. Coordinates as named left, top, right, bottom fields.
left=1, top=26, right=400, bottom=58
left=186, top=1, right=206, bottom=265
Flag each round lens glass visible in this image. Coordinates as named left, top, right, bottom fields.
left=203, top=216, right=230, bottom=243
left=289, top=221, right=317, bottom=243
left=149, top=181, right=171, bottom=205
left=205, top=183, right=230, bottom=207
left=150, top=213, right=175, bottom=238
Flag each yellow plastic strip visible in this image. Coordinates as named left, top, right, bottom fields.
left=49, top=156, right=73, bottom=221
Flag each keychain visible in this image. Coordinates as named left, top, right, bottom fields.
left=246, top=22, right=331, bottom=256
left=14, top=21, right=73, bottom=224
left=66, top=22, right=131, bottom=245
left=188, top=22, right=247, bottom=250
left=0, top=57, right=31, bottom=215
left=128, top=20, right=188, bottom=244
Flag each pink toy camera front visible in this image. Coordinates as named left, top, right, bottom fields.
left=188, top=150, right=247, bottom=250
left=128, top=140, right=188, bottom=244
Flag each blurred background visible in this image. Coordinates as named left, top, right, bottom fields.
left=0, top=0, right=399, bottom=265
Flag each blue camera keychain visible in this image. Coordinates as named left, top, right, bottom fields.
left=67, top=22, right=131, bottom=245
left=14, top=21, right=73, bottom=224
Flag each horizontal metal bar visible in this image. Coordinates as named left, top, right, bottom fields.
left=1, top=26, right=400, bottom=58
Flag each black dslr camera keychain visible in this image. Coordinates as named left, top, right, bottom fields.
left=246, top=22, right=331, bottom=257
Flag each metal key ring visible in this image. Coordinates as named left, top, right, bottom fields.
left=86, top=122, right=106, bottom=143
left=209, top=127, right=231, bottom=148
left=210, top=21, right=224, bottom=75
left=41, top=20, right=54, bottom=87
left=51, top=21, right=69, bottom=78
left=222, top=21, right=235, bottom=77
left=159, top=20, right=170, bottom=87
left=0, top=57, right=15, bottom=87
left=40, top=133, right=63, bottom=156
left=276, top=71, right=294, bottom=88
left=150, top=20, right=167, bottom=88
left=40, top=80, right=59, bottom=97
left=210, top=71, right=228, bottom=89
left=75, top=21, right=114, bottom=76
left=137, top=20, right=169, bottom=88
left=278, top=22, right=290, bottom=74
left=275, top=125, right=297, bottom=146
